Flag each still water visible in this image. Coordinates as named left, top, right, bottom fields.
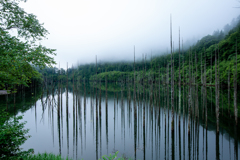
left=1, top=83, right=240, bottom=160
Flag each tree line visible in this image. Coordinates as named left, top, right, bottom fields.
left=45, top=18, right=240, bottom=89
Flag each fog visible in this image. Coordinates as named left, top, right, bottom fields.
left=20, top=0, right=240, bottom=69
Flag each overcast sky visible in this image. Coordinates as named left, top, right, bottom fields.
left=20, top=0, right=240, bottom=69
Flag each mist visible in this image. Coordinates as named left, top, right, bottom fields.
left=20, top=0, right=240, bottom=69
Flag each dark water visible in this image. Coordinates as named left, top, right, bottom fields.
left=0, top=83, right=240, bottom=160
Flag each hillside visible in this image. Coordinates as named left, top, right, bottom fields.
left=41, top=19, right=240, bottom=87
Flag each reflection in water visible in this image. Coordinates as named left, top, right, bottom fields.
left=234, top=124, right=238, bottom=160
left=1, top=82, right=239, bottom=160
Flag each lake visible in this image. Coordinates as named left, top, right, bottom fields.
left=0, top=82, right=239, bottom=160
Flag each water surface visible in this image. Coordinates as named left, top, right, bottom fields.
left=1, top=83, right=239, bottom=160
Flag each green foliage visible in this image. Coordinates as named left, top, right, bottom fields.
left=0, top=111, right=33, bottom=159
left=100, top=151, right=119, bottom=160
left=25, top=152, right=73, bottom=160
left=90, top=71, right=130, bottom=82
left=100, top=151, right=134, bottom=160
left=100, top=151, right=131, bottom=160
left=1, top=0, right=48, bottom=40
left=37, top=67, right=67, bottom=84
left=25, top=151, right=130, bottom=160
left=0, top=0, right=56, bottom=90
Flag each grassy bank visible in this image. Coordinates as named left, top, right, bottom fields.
left=25, top=151, right=132, bottom=160
left=25, top=153, right=72, bottom=160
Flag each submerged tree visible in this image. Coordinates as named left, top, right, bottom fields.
left=215, top=45, right=219, bottom=134
left=234, top=40, right=238, bottom=125
left=178, top=27, right=181, bottom=127
left=170, top=15, right=174, bottom=132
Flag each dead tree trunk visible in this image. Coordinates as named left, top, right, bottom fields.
left=215, top=45, right=219, bottom=134
left=188, top=50, right=192, bottom=135
left=170, top=15, right=174, bottom=132
left=134, top=46, right=136, bottom=109
left=195, top=52, right=199, bottom=119
left=228, top=68, right=230, bottom=115
left=178, top=27, right=181, bottom=127
left=204, top=48, right=207, bottom=86
left=96, top=56, right=98, bottom=109
left=201, top=51, right=203, bottom=85
left=234, top=40, right=238, bottom=125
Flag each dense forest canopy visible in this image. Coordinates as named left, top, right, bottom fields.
left=0, top=0, right=56, bottom=91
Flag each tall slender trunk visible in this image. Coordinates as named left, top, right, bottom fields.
left=228, top=68, right=230, bottom=114
left=66, top=62, right=68, bottom=109
left=204, top=48, right=207, bottom=129
left=215, top=45, right=219, bottom=134
left=159, top=66, right=161, bottom=109
left=195, top=52, right=199, bottom=119
left=105, top=68, right=108, bottom=107
left=178, top=27, right=181, bottom=127
left=191, top=49, right=195, bottom=117
left=188, top=50, right=192, bottom=135
left=105, top=67, right=108, bottom=152
left=170, top=14, right=174, bottom=132
left=211, top=49, right=212, bottom=84
left=204, top=48, right=207, bottom=86
left=218, top=45, right=220, bottom=130
left=182, top=39, right=184, bottom=85
left=234, top=39, right=238, bottom=125
left=167, top=61, right=170, bottom=117
left=182, top=40, right=185, bottom=126
left=66, top=62, right=69, bottom=154
left=201, top=51, right=203, bottom=85
left=134, top=46, right=136, bottom=109
left=96, top=56, right=98, bottom=109
left=218, top=45, right=220, bottom=120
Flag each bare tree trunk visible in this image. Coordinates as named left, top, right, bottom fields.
left=205, top=82, right=207, bottom=129
left=167, top=61, right=170, bottom=117
left=182, top=39, right=184, bottom=85
left=150, top=54, right=153, bottom=107
left=96, top=56, right=98, bottom=109
left=204, top=48, right=207, bottom=129
left=66, top=62, right=69, bottom=154
left=228, top=68, right=230, bottom=115
left=191, top=49, right=195, bottom=118
left=188, top=50, right=192, bottom=135
left=218, top=45, right=220, bottom=119
left=201, top=51, right=203, bottom=85
left=99, top=71, right=101, bottom=112
left=215, top=45, right=219, bottom=134
left=134, top=46, right=136, bottom=109
left=178, top=27, right=181, bottom=127
left=204, top=48, right=207, bottom=86
left=211, top=49, right=212, bottom=84
left=66, top=62, right=68, bottom=111
left=218, top=45, right=220, bottom=128
left=234, top=39, right=238, bottom=125
left=182, top=40, right=185, bottom=126
left=191, top=49, right=194, bottom=85
left=159, top=65, right=161, bottom=109
left=164, top=58, right=167, bottom=125
left=195, top=52, right=199, bottom=119
left=170, top=15, right=174, bottom=132
left=105, top=68, right=108, bottom=107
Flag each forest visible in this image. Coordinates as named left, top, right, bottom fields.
left=2, top=1, right=240, bottom=159
left=39, top=17, right=240, bottom=88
